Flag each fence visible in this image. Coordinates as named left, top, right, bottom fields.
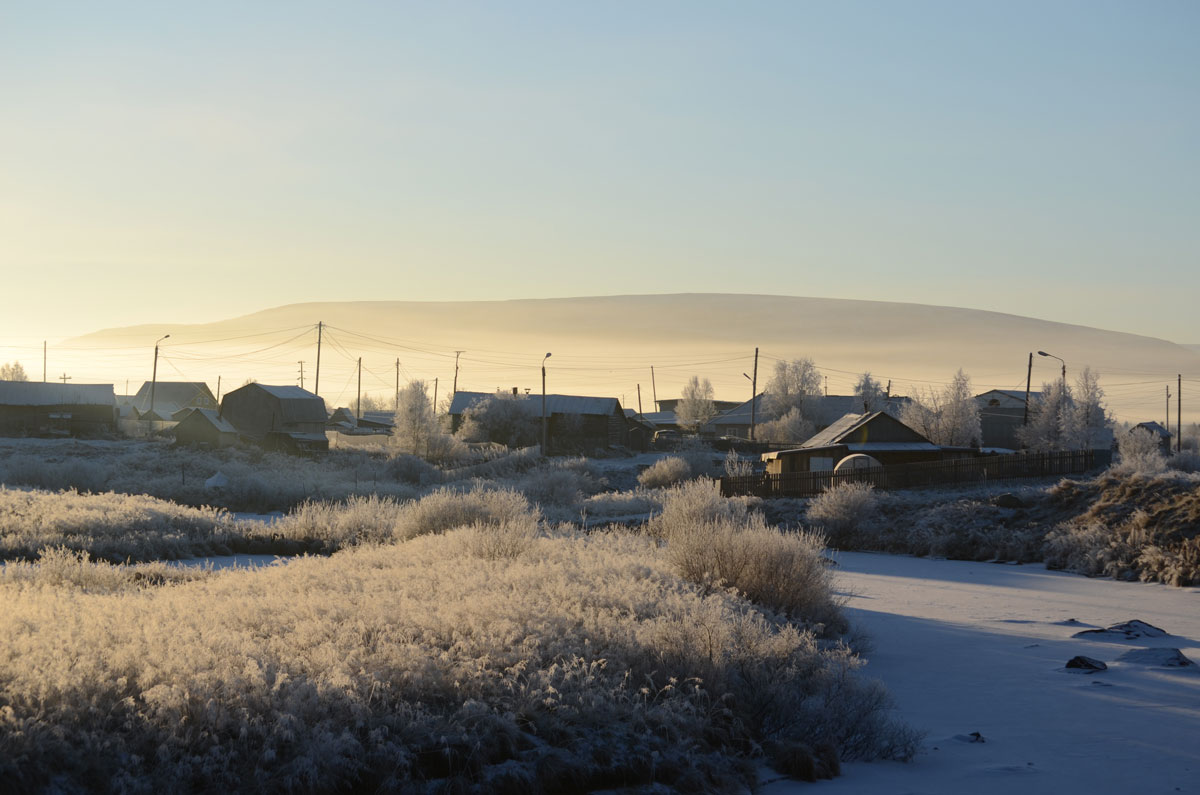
left=720, top=449, right=1105, bottom=498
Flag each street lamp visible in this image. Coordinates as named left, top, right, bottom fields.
left=149, top=334, right=170, bottom=420
left=743, top=373, right=757, bottom=441
left=1037, top=350, right=1066, bottom=385
left=541, top=353, right=552, bottom=455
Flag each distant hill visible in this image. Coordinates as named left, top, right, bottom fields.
left=68, top=294, right=1200, bottom=420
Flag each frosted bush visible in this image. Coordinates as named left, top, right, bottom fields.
left=457, top=517, right=538, bottom=560
left=393, top=487, right=539, bottom=541
left=1168, top=450, right=1200, bottom=473
left=1113, top=427, right=1167, bottom=476
left=647, top=478, right=751, bottom=538
left=0, top=527, right=914, bottom=791
left=667, top=514, right=844, bottom=633
left=724, top=448, right=755, bottom=477
left=272, top=494, right=405, bottom=546
left=637, top=456, right=693, bottom=488
left=806, top=482, right=880, bottom=537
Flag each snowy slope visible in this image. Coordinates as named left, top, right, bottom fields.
left=765, top=553, right=1200, bottom=794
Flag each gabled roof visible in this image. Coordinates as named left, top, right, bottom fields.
left=0, top=381, right=115, bottom=407
left=1134, top=421, right=1171, bottom=438
left=131, top=381, right=216, bottom=412
left=710, top=394, right=766, bottom=427
left=223, top=384, right=328, bottom=424
left=175, top=408, right=237, bottom=434
left=801, top=413, right=870, bottom=448
left=803, top=411, right=932, bottom=448
left=448, top=391, right=623, bottom=417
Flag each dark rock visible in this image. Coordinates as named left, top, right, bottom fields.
left=994, top=493, right=1025, bottom=509
left=1065, top=655, right=1108, bottom=672
left=1072, top=620, right=1169, bottom=640
left=1116, top=648, right=1197, bottom=668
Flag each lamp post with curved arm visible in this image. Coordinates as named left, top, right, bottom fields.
left=541, top=353, right=552, bottom=455
left=150, top=334, right=170, bottom=420
left=1037, top=350, right=1066, bottom=386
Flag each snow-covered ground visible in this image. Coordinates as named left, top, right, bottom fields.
left=765, top=553, right=1200, bottom=794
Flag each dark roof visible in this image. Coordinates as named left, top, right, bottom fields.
left=0, top=381, right=115, bottom=407
left=449, top=391, right=622, bottom=417
left=175, top=408, right=237, bottom=434
left=802, top=413, right=871, bottom=448
left=131, top=381, right=216, bottom=412
left=1134, top=421, right=1171, bottom=438
left=224, top=384, right=327, bottom=424
left=711, top=394, right=767, bottom=427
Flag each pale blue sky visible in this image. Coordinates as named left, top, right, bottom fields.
left=2, top=1, right=1197, bottom=343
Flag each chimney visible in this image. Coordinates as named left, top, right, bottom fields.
left=512, top=387, right=519, bottom=395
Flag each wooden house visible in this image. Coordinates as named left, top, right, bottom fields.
left=220, top=384, right=328, bottom=453
left=0, top=381, right=116, bottom=436
left=761, top=412, right=948, bottom=474
left=173, top=408, right=238, bottom=448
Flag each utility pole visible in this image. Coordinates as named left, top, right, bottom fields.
left=825, top=376, right=829, bottom=397
left=541, top=353, right=552, bottom=455
left=356, top=357, right=362, bottom=420
left=297, top=361, right=305, bottom=390
left=59, top=373, right=71, bottom=385
left=395, top=358, right=400, bottom=412
left=452, top=351, right=464, bottom=395
left=750, top=347, right=759, bottom=441
left=216, top=376, right=221, bottom=404
left=150, top=334, right=169, bottom=419
left=432, top=377, right=438, bottom=415
left=43, top=341, right=46, bottom=383
left=314, top=322, right=323, bottom=397
left=650, top=366, right=658, bottom=409
left=637, top=383, right=643, bottom=418
left=1023, top=352, right=1033, bottom=426
left=1167, top=384, right=1172, bottom=434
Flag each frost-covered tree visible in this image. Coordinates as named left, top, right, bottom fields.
left=456, top=392, right=539, bottom=448
left=1018, top=368, right=1110, bottom=451
left=755, top=407, right=815, bottom=443
left=899, top=369, right=981, bottom=447
left=392, top=380, right=442, bottom=455
left=1, top=361, right=28, bottom=381
left=676, top=376, right=717, bottom=432
left=853, top=372, right=886, bottom=414
left=764, top=358, right=822, bottom=421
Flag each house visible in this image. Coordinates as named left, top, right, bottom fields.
left=1132, top=421, right=1173, bottom=455
left=761, top=411, right=951, bottom=474
left=220, top=384, right=329, bottom=453
left=623, top=409, right=657, bottom=451
left=172, top=408, right=238, bottom=448
left=708, top=394, right=767, bottom=439
left=448, top=390, right=629, bottom=451
left=975, top=389, right=1042, bottom=450
left=129, top=381, right=217, bottom=421
left=0, top=381, right=116, bottom=436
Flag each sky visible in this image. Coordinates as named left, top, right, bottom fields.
left=2, top=1, right=1198, bottom=349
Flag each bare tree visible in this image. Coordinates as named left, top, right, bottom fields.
left=899, top=369, right=981, bottom=447
left=676, top=376, right=717, bottom=432
left=1, top=361, right=28, bottom=381
left=1018, top=368, right=1110, bottom=451
left=392, top=380, right=442, bottom=454
left=456, top=391, right=539, bottom=447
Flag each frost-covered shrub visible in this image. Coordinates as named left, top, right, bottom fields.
left=385, top=453, right=441, bottom=485
left=1168, top=450, right=1200, bottom=473
left=272, top=494, right=405, bottom=546
left=678, top=444, right=719, bottom=477
left=457, top=517, right=538, bottom=561
left=637, top=456, right=693, bottom=488
left=0, top=454, right=109, bottom=492
left=1113, top=427, right=1167, bottom=476
left=667, top=514, right=844, bottom=633
left=455, top=392, right=540, bottom=447
left=806, top=482, right=880, bottom=541
left=0, top=547, right=210, bottom=592
left=517, top=468, right=585, bottom=507
left=0, top=527, right=915, bottom=792
left=724, top=448, right=755, bottom=477
left=393, top=487, right=538, bottom=541
left=646, top=478, right=751, bottom=538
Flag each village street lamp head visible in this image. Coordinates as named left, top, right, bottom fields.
left=1037, top=350, right=1067, bottom=383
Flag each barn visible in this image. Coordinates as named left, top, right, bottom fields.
left=220, top=384, right=329, bottom=452
left=0, top=382, right=116, bottom=436
left=761, top=412, right=947, bottom=474
left=976, top=389, right=1042, bottom=450
left=448, top=390, right=630, bottom=452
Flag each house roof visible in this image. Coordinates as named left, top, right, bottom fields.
left=131, top=381, right=216, bottom=412
left=176, top=408, right=237, bottom=434
left=801, top=413, right=871, bottom=448
left=710, top=394, right=767, bottom=427
left=223, top=384, right=328, bottom=424
left=448, top=391, right=623, bottom=417
left=1134, top=421, right=1171, bottom=438
left=0, top=381, right=115, bottom=407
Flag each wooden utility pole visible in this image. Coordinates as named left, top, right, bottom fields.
left=297, top=361, right=305, bottom=390
left=651, top=366, right=658, bottom=408
left=432, top=377, right=438, bottom=415
left=356, top=357, right=362, bottom=419
left=314, top=322, right=323, bottom=397
left=637, top=383, right=643, bottom=417
left=1023, top=352, right=1033, bottom=425
left=216, top=375, right=221, bottom=403
left=1167, top=385, right=1171, bottom=434
left=452, top=351, right=464, bottom=395
left=59, top=373, right=71, bottom=385
left=750, top=347, right=759, bottom=441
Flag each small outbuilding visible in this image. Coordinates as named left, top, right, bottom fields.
left=173, top=408, right=238, bottom=448
left=449, top=390, right=630, bottom=451
left=762, top=411, right=948, bottom=474
left=129, top=381, right=218, bottom=420
left=1132, top=421, right=1173, bottom=455
left=976, top=389, right=1042, bottom=450
left=220, top=384, right=329, bottom=453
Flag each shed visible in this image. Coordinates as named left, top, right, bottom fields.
left=449, top=390, right=629, bottom=451
left=1132, top=421, right=1173, bottom=455
left=173, top=408, right=238, bottom=448
left=762, top=412, right=945, bottom=474
left=220, top=384, right=328, bottom=452
left=130, top=381, right=217, bottom=420
left=0, top=381, right=116, bottom=436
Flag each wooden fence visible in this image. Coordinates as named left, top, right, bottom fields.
left=719, top=450, right=1105, bottom=498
